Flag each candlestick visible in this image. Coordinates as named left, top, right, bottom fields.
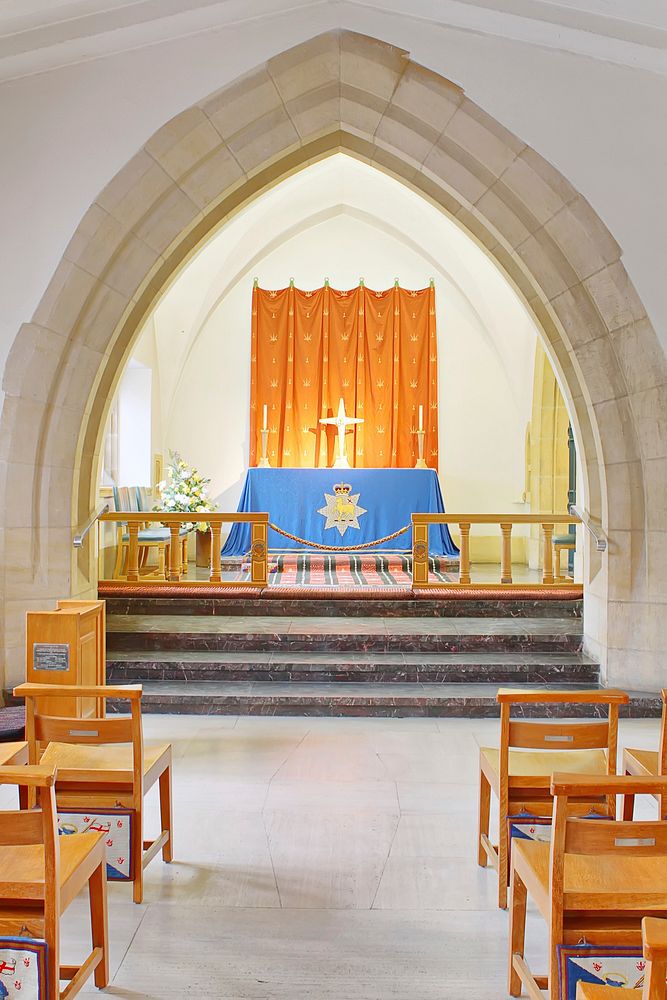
left=419, top=405, right=423, bottom=431
left=258, top=428, right=270, bottom=468
left=413, top=428, right=427, bottom=469
left=262, top=404, right=268, bottom=431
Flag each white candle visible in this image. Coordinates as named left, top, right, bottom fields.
left=419, top=405, right=423, bottom=431
left=263, top=404, right=268, bottom=430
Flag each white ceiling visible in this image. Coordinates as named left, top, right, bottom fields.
left=0, top=0, right=665, bottom=81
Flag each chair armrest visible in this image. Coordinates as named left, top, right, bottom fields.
left=496, top=688, right=629, bottom=705
left=14, top=683, right=142, bottom=701
left=0, top=765, right=56, bottom=787
left=551, top=772, right=667, bottom=797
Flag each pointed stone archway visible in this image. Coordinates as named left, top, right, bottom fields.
left=1, top=30, right=664, bottom=690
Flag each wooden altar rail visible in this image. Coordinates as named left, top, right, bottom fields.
left=411, top=513, right=581, bottom=588
left=99, top=512, right=269, bottom=587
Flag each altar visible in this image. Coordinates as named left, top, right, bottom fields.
left=221, top=468, right=459, bottom=557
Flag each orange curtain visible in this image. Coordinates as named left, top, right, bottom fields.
left=250, top=284, right=438, bottom=469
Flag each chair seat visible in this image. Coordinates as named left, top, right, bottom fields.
left=0, top=831, right=102, bottom=901
left=624, top=747, right=659, bottom=776
left=553, top=535, right=576, bottom=547
left=41, top=741, right=171, bottom=789
left=0, top=741, right=28, bottom=766
left=481, top=747, right=608, bottom=789
left=514, top=840, right=667, bottom=916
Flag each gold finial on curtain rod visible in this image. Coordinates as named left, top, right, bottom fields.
left=429, top=277, right=435, bottom=287
left=253, top=277, right=258, bottom=288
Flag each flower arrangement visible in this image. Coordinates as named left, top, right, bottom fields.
left=155, top=451, right=216, bottom=531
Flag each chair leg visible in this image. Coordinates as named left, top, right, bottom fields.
left=89, top=858, right=109, bottom=988
left=498, top=816, right=509, bottom=909
left=508, top=867, right=527, bottom=997
left=478, top=768, right=491, bottom=867
left=623, top=770, right=636, bottom=820
left=18, top=785, right=28, bottom=810
left=158, top=544, right=166, bottom=581
left=132, top=808, right=144, bottom=904
left=159, top=765, right=173, bottom=863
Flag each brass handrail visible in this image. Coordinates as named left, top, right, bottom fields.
left=73, top=502, right=110, bottom=548
left=569, top=504, right=606, bottom=552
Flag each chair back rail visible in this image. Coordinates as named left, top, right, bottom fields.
left=34, top=715, right=134, bottom=745
left=0, top=810, right=48, bottom=846
left=509, top=720, right=611, bottom=751
left=564, top=817, right=667, bottom=856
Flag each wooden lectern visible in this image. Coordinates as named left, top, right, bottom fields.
left=26, top=600, right=106, bottom=717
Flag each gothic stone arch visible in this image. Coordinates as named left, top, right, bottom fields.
left=2, top=30, right=665, bottom=691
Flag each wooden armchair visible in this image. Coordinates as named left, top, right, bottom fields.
left=509, top=773, right=667, bottom=1000
left=112, top=485, right=188, bottom=580
left=0, top=763, right=108, bottom=1000
left=623, top=689, right=667, bottom=820
left=478, top=688, right=629, bottom=908
left=577, top=916, right=667, bottom=998
left=15, top=683, right=173, bottom=905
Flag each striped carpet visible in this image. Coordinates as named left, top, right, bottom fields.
left=238, top=553, right=456, bottom=587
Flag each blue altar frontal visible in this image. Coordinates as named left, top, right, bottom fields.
left=221, top=468, right=459, bottom=557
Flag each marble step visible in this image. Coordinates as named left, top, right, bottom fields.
left=106, top=615, right=583, bottom=654
left=103, top=594, right=583, bottom=619
left=106, top=650, right=599, bottom=684
left=107, top=681, right=662, bottom=718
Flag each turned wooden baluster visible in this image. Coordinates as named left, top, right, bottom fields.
left=500, top=522, right=513, bottom=584
left=251, top=521, right=268, bottom=587
left=168, top=523, right=182, bottom=582
left=458, top=522, right=471, bottom=584
left=542, top=522, right=555, bottom=584
left=412, top=517, right=429, bottom=586
left=127, top=520, right=140, bottom=582
left=210, top=523, right=222, bottom=583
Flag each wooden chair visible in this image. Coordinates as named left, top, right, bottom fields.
left=478, top=688, right=629, bottom=909
left=15, top=683, right=173, bottom=905
left=0, top=763, right=108, bottom=1000
left=509, top=773, right=667, bottom=1000
left=577, top=916, right=667, bottom=999
left=623, top=690, right=667, bottom=821
left=112, top=485, right=189, bottom=580
left=553, top=534, right=576, bottom=581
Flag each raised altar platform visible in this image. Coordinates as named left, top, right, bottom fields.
left=221, top=468, right=459, bottom=557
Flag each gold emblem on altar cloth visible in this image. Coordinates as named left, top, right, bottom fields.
left=318, top=482, right=367, bottom=537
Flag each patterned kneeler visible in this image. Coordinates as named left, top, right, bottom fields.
left=558, top=945, right=646, bottom=997
left=0, top=939, right=48, bottom=999
left=58, top=809, right=133, bottom=880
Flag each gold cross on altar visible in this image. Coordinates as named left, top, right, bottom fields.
left=319, top=397, right=363, bottom=468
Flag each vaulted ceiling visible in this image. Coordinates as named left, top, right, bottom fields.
left=0, top=0, right=665, bottom=81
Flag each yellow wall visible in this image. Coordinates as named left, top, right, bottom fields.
left=526, top=343, right=570, bottom=568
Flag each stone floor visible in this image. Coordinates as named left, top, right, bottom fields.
left=21, top=713, right=661, bottom=999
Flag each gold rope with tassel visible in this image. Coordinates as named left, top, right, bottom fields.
left=268, top=522, right=410, bottom=552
